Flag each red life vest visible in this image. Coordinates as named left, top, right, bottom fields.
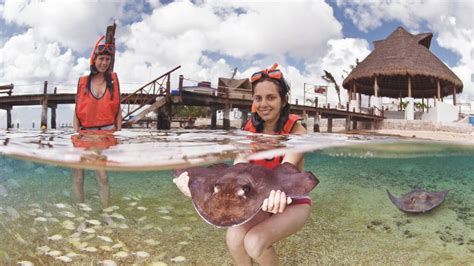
left=75, top=73, right=120, bottom=128
left=243, top=114, right=302, bottom=169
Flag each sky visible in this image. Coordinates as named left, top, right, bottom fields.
left=0, top=0, right=472, bottom=128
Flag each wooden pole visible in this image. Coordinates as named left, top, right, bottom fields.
left=436, top=79, right=441, bottom=100
left=407, top=76, right=412, bottom=98
left=211, top=107, right=217, bottom=129
left=453, top=87, right=457, bottom=105
left=6, top=107, right=12, bottom=129
left=40, top=81, right=48, bottom=129
left=327, top=118, right=333, bottom=133
left=374, top=76, right=379, bottom=98
left=51, top=104, right=57, bottom=129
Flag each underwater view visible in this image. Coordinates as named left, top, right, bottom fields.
left=0, top=129, right=473, bottom=265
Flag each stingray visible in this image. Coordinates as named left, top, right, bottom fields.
left=173, top=162, right=319, bottom=227
left=387, top=188, right=448, bottom=213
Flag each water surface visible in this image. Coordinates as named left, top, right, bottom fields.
left=0, top=130, right=473, bottom=264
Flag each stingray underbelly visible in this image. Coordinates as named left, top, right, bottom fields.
left=196, top=196, right=261, bottom=227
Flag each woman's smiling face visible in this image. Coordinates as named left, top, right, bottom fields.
left=253, top=80, right=284, bottom=124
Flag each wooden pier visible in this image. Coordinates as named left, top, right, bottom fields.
left=0, top=69, right=384, bottom=131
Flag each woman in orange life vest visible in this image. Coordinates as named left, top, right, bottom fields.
left=72, top=35, right=121, bottom=209
left=174, top=64, right=309, bottom=265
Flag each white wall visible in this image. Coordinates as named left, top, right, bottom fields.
left=422, top=101, right=459, bottom=122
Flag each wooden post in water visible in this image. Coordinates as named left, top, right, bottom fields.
left=223, top=105, right=230, bottom=130
left=210, top=107, right=217, bottom=129
left=241, top=109, right=248, bottom=128
left=50, top=103, right=57, bottom=129
left=327, top=118, right=333, bottom=133
left=345, top=116, right=351, bottom=131
left=313, top=112, right=320, bottom=132
left=6, top=107, right=12, bottom=129
left=40, top=81, right=48, bottom=129
left=352, top=119, right=357, bottom=130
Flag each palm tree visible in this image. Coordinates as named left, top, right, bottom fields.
left=322, top=70, right=341, bottom=106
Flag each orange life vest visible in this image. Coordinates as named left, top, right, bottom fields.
left=243, top=114, right=302, bottom=169
left=75, top=73, right=120, bottom=128
left=71, top=130, right=118, bottom=149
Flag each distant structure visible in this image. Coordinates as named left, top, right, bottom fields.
left=342, top=26, right=463, bottom=122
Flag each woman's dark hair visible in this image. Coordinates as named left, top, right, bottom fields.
left=85, top=72, right=114, bottom=100
left=250, top=76, right=291, bottom=133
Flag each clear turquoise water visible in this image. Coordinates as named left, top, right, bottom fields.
left=1, top=141, right=474, bottom=264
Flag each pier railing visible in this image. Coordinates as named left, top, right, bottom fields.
left=121, top=65, right=181, bottom=123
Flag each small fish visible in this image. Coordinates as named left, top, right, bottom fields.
left=113, top=251, right=129, bottom=258
left=103, top=206, right=119, bottom=213
left=101, top=259, right=118, bottom=266
left=60, top=211, right=76, bottom=218
left=34, top=217, right=47, bottom=222
left=77, top=203, right=89, bottom=208
left=137, top=206, right=148, bottom=211
left=111, top=243, right=123, bottom=249
left=131, top=196, right=141, bottom=201
left=110, top=213, right=125, bottom=220
left=150, top=262, right=168, bottom=266
left=178, top=241, right=189, bottom=245
left=157, top=209, right=170, bottom=214
left=98, top=235, right=113, bottom=243
left=144, top=239, right=160, bottom=246
left=83, top=234, right=96, bottom=241
left=47, top=250, right=62, bottom=257
left=128, top=202, right=138, bottom=207
left=29, top=203, right=41, bottom=208
left=18, top=261, right=34, bottom=266
left=48, top=217, right=60, bottom=223
left=37, top=245, right=51, bottom=253
left=137, top=216, right=147, bottom=222
left=86, top=219, right=101, bottom=226
left=55, top=203, right=68, bottom=209
left=82, top=228, right=96, bottom=234
left=161, top=216, right=173, bottom=220
left=83, top=246, right=98, bottom=252
left=142, top=224, right=154, bottom=230
left=55, top=256, right=72, bottom=262
left=48, top=234, right=63, bottom=241
left=135, top=251, right=150, bottom=258
left=100, top=245, right=113, bottom=251
left=118, top=223, right=129, bottom=229
left=170, top=256, right=186, bottom=262
left=81, top=206, right=93, bottom=212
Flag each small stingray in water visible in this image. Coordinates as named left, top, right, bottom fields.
left=387, top=187, right=448, bottom=213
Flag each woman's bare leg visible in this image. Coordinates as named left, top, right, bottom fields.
left=226, top=211, right=271, bottom=265
left=72, top=169, right=85, bottom=204
left=244, top=204, right=311, bottom=265
left=95, top=170, right=110, bottom=209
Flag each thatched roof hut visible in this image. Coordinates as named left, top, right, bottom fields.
left=342, top=27, right=463, bottom=100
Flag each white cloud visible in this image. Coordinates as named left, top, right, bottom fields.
left=336, top=0, right=474, bottom=98
left=2, top=0, right=130, bottom=52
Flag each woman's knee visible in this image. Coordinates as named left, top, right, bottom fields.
left=243, top=230, right=268, bottom=259
left=226, top=227, right=246, bottom=250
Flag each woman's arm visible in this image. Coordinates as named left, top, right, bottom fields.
left=115, top=110, right=122, bottom=131
left=73, top=113, right=80, bottom=132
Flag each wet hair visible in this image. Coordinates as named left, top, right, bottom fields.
left=250, top=76, right=291, bottom=133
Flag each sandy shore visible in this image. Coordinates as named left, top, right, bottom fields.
left=373, top=129, right=474, bottom=144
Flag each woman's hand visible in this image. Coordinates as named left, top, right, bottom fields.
left=262, top=190, right=292, bottom=214
left=172, top=171, right=191, bottom=198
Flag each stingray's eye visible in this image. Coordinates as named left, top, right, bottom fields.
left=242, top=184, right=251, bottom=194
left=213, top=184, right=221, bottom=193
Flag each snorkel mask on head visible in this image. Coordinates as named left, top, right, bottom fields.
left=89, top=35, right=115, bottom=74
